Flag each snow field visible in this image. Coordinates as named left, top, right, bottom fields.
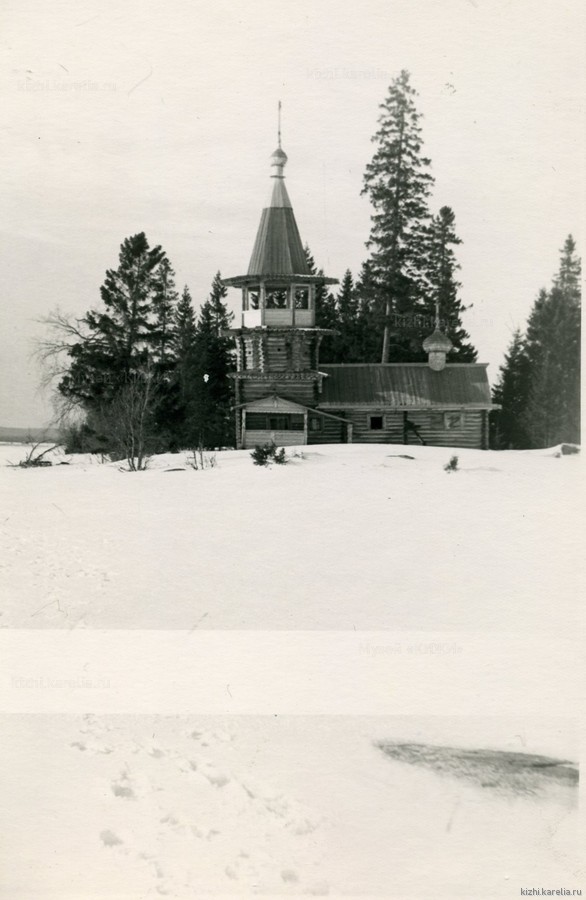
left=0, top=715, right=579, bottom=898
left=0, top=443, right=582, bottom=632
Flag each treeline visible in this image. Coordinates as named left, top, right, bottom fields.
left=492, top=236, right=581, bottom=449
left=42, top=70, right=579, bottom=458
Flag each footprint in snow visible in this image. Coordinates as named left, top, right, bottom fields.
left=111, top=772, right=136, bottom=800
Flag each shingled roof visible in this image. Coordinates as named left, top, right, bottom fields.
left=318, top=364, right=494, bottom=409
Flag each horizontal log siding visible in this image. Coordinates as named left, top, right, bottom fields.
left=243, top=429, right=305, bottom=449
left=266, top=335, right=288, bottom=371
left=307, top=411, right=346, bottom=444
left=405, top=410, right=484, bottom=448
left=344, top=410, right=404, bottom=443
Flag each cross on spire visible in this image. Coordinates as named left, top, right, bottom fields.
left=277, top=100, right=282, bottom=150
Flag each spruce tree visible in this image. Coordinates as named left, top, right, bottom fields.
left=156, top=285, right=199, bottom=450
left=554, top=235, right=581, bottom=301
left=59, top=232, right=169, bottom=410
left=149, top=257, right=179, bottom=369
left=423, top=207, right=476, bottom=361
left=522, top=238, right=581, bottom=446
left=304, top=245, right=338, bottom=363
left=184, top=273, right=234, bottom=449
left=172, top=286, right=198, bottom=395
left=362, top=70, right=434, bottom=362
left=494, top=236, right=581, bottom=450
left=332, top=270, right=360, bottom=362
left=354, top=259, right=383, bottom=362
left=491, top=329, right=531, bottom=448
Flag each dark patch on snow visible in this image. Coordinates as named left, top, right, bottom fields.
left=100, top=829, right=123, bottom=846
left=375, top=741, right=578, bottom=798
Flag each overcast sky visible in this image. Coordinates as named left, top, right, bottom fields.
left=1, top=0, right=584, bottom=426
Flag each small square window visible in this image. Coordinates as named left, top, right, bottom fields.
left=369, top=415, right=384, bottom=430
left=310, top=416, right=322, bottom=432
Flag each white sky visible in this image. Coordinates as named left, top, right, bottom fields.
left=1, top=0, right=584, bottom=426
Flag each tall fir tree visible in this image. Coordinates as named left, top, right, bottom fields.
left=155, top=284, right=198, bottom=449
left=362, top=69, right=434, bottom=362
left=172, top=286, right=198, bottom=399
left=330, top=270, right=359, bottom=362
left=304, top=245, right=339, bottom=363
left=554, top=235, right=581, bottom=301
left=354, top=259, right=383, bottom=362
left=184, top=273, right=235, bottom=449
left=522, top=237, right=581, bottom=446
left=491, top=328, right=531, bottom=448
left=422, top=206, right=476, bottom=361
left=493, top=236, right=581, bottom=450
left=59, top=232, right=169, bottom=410
left=149, top=257, right=179, bottom=369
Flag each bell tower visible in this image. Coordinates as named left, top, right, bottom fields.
left=223, top=110, right=338, bottom=448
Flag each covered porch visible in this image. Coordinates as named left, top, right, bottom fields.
left=238, top=395, right=352, bottom=449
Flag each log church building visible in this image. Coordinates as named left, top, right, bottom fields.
left=223, top=135, right=495, bottom=450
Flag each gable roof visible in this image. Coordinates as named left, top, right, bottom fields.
left=242, top=395, right=307, bottom=414
left=239, top=394, right=349, bottom=424
left=318, top=364, right=495, bottom=409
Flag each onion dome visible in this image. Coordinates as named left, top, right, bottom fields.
left=270, top=147, right=288, bottom=170
left=422, top=329, right=453, bottom=354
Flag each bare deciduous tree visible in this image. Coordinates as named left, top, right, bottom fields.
left=96, top=365, right=159, bottom=471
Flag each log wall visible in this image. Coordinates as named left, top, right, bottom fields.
left=342, top=410, right=404, bottom=444
left=307, top=411, right=347, bottom=444
left=404, top=410, right=484, bottom=448
left=243, top=429, right=306, bottom=449
left=337, top=409, right=485, bottom=448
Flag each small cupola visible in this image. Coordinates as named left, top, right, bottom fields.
left=423, top=303, right=453, bottom=371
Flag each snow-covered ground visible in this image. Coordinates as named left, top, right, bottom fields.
left=0, top=714, right=579, bottom=899
left=0, top=442, right=582, bottom=631
left=0, top=443, right=582, bottom=896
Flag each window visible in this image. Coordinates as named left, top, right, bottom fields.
left=246, top=413, right=268, bottom=430
left=248, top=287, right=260, bottom=310
left=246, top=413, right=304, bottom=431
left=369, top=415, right=384, bottom=430
left=294, top=287, right=310, bottom=309
left=444, top=412, right=464, bottom=430
left=265, top=287, right=288, bottom=309
left=268, top=414, right=304, bottom=431
left=310, top=416, right=322, bottom=432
